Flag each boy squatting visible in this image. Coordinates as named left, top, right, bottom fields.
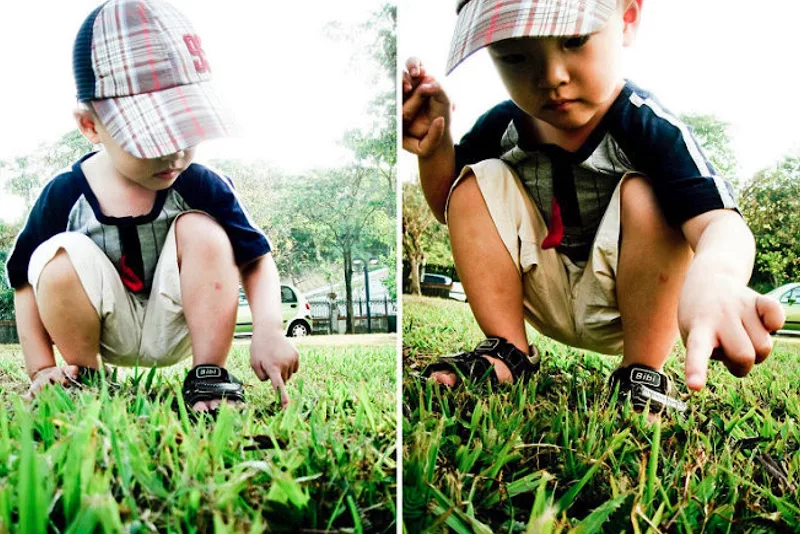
left=402, top=0, right=785, bottom=412
left=5, top=0, right=298, bottom=412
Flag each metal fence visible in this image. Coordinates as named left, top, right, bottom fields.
left=0, top=298, right=398, bottom=342
left=309, top=297, right=397, bottom=335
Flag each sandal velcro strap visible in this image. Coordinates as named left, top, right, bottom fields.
left=422, top=336, right=540, bottom=386
left=608, top=364, right=686, bottom=413
left=182, top=364, right=245, bottom=406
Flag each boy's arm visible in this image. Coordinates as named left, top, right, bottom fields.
left=14, top=285, right=56, bottom=377
left=240, top=253, right=299, bottom=408
left=679, top=210, right=785, bottom=390
left=402, top=58, right=456, bottom=223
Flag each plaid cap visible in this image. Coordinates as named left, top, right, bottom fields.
left=447, top=0, right=617, bottom=74
left=73, top=0, right=235, bottom=158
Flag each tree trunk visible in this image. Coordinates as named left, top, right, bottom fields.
left=409, top=254, right=422, bottom=295
left=343, top=247, right=354, bottom=334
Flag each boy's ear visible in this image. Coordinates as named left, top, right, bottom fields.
left=621, top=0, right=642, bottom=47
left=74, top=106, right=102, bottom=144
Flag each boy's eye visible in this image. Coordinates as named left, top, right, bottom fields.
left=563, top=35, right=590, bottom=49
left=498, top=53, right=525, bottom=64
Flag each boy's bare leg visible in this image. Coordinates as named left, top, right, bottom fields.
left=617, top=176, right=693, bottom=370
left=429, top=173, right=526, bottom=386
left=175, top=213, right=239, bottom=411
left=36, top=249, right=102, bottom=370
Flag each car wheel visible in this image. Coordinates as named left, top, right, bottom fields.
left=288, top=321, right=310, bottom=337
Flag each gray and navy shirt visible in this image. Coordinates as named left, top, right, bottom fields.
left=455, top=80, right=738, bottom=263
left=6, top=153, right=271, bottom=293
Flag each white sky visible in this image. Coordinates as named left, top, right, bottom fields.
left=0, top=0, right=381, bottom=221
left=398, top=0, right=800, bottom=183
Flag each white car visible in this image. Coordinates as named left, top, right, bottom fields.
left=235, top=284, right=313, bottom=337
left=449, top=281, right=467, bottom=302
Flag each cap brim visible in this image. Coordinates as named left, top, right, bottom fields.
left=91, top=81, right=235, bottom=159
left=446, top=0, right=616, bottom=74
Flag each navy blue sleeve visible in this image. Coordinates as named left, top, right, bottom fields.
left=455, top=100, right=522, bottom=173
left=608, top=84, right=738, bottom=226
left=171, top=164, right=271, bottom=265
left=5, top=173, right=84, bottom=289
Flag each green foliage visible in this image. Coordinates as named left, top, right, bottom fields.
left=0, top=250, right=14, bottom=320
left=740, top=155, right=800, bottom=292
left=294, top=165, right=393, bottom=331
left=0, top=342, right=396, bottom=532
left=208, top=159, right=331, bottom=283
left=2, top=131, right=93, bottom=214
left=0, top=220, right=21, bottom=251
left=680, top=113, right=740, bottom=192
left=337, top=3, right=397, bottom=196
left=403, top=296, right=800, bottom=532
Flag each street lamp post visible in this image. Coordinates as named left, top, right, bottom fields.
left=352, top=258, right=379, bottom=333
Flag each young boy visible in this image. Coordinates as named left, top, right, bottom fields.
left=403, top=0, right=784, bottom=412
left=5, top=0, right=298, bottom=411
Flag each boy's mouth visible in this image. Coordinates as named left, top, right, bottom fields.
left=153, top=169, right=181, bottom=180
left=544, top=99, right=578, bottom=111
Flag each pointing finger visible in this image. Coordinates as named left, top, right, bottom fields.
left=267, top=367, right=290, bottom=409
left=685, top=326, right=716, bottom=391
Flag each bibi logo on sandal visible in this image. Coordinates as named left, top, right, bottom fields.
left=476, top=338, right=500, bottom=352
left=197, top=367, right=221, bottom=378
left=631, top=369, right=661, bottom=388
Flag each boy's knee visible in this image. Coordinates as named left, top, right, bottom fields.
left=175, top=212, right=233, bottom=263
left=38, top=249, right=79, bottom=292
left=447, top=172, right=481, bottom=217
left=620, top=174, right=688, bottom=251
left=620, top=174, right=663, bottom=230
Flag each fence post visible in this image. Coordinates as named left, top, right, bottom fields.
left=384, top=295, right=389, bottom=333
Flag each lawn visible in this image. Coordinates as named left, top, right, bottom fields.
left=0, top=336, right=397, bottom=533
left=402, top=296, right=800, bottom=533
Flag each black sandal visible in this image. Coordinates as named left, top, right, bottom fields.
left=608, top=364, right=686, bottom=413
left=421, top=337, right=540, bottom=386
left=182, top=364, right=245, bottom=407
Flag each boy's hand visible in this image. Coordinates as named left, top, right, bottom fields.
left=403, top=57, right=452, bottom=157
left=24, top=365, right=80, bottom=399
left=679, top=277, right=785, bottom=391
left=249, top=329, right=299, bottom=409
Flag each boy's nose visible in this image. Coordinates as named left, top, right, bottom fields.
left=162, top=149, right=185, bottom=162
left=537, top=54, right=570, bottom=89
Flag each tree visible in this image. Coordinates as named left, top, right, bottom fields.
left=42, top=130, right=95, bottom=175
left=2, top=130, right=93, bottom=214
left=209, top=159, right=339, bottom=286
left=402, top=180, right=453, bottom=295
left=403, top=181, right=435, bottom=295
left=739, top=155, right=800, bottom=292
left=295, top=164, right=391, bottom=333
left=4, top=156, right=40, bottom=211
left=680, top=113, right=740, bottom=192
left=335, top=4, right=396, bottom=196
left=0, top=220, right=22, bottom=320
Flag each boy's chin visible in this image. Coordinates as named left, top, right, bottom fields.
left=139, top=178, right=178, bottom=191
left=537, top=110, right=596, bottom=132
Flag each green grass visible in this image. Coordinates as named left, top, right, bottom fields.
left=402, top=296, right=800, bottom=533
left=0, top=340, right=396, bottom=533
